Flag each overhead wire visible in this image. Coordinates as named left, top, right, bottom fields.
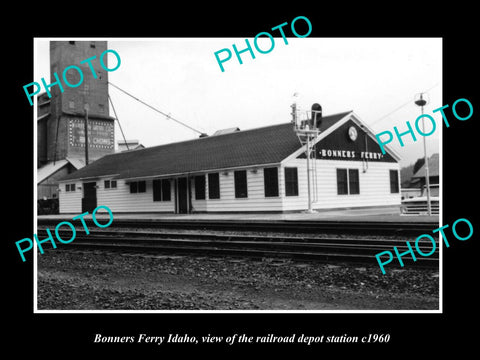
left=108, top=94, right=130, bottom=151
left=108, top=81, right=205, bottom=135
left=369, top=83, right=440, bottom=127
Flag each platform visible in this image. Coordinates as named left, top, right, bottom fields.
left=37, top=207, right=440, bottom=223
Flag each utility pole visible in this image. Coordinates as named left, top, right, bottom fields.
left=84, top=104, right=89, bottom=166
left=306, top=134, right=312, bottom=213
left=414, top=93, right=431, bottom=216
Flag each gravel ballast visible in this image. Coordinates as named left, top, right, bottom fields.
left=37, top=248, right=439, bottom=311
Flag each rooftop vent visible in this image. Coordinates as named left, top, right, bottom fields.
left=117, top=140, right=144, bottom=152
left=213, top=127, right=240, bottom=136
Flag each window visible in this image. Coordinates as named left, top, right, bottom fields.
left=90, top=41, right=95, bottom=48
left=130, top=182, right=138, bottom=193
left=390, top=170, right=399, bottom=193
left=161, top=179, right=171, bottom=201
left=69, top=41, right=75, bottom=45
left=234, top=170, right=248, bottom=198
left=337, top=168, right=360, bottom=195
left=70, top=184, right=76, bottom=192
left=208, top=173, right=220, bottom=199
left=104, top=180, right=117, bottom=189
left=264, top=167, right=279, bottom=197
left=66, top=184, right=70, bottom=192
left=285, top=167, right=298, bottom=196
left=130, top=181, right=146, bottom=193
left=194, top=175, right=206, bottom=200
left=337, top=169, right=348, bottom=195
left=349, top=169, right=360, bottom=195
left=153, top=180, right=161, bottom=201
left=153, top=179, right=171, bottom=201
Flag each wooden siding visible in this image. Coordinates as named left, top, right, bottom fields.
left=96, top=179, right=175, bottom=213
left=59, top=161, right=400, bottom=214
left=202, top=170, right=283, bottom=212
left=59, top=178, right=175, bottom=213
left=281, top=158, right=401, bottom=211
left=58, top=182, right=82, bottom=213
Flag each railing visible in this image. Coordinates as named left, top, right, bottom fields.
left=401, top=200, right=439, bottom=215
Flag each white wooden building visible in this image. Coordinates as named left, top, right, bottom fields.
left=57, top=111, right=401, bottom=214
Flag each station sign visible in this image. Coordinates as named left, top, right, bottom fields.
left=297, top=120, right=397, bottom=162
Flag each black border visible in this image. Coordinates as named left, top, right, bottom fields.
left=7, top=5, right=479, bottom=356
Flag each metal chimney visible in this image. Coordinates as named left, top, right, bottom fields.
left=311, top=103, right=322, bottom=129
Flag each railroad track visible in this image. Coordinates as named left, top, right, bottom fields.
left=36, top=226, right=440, bottom=267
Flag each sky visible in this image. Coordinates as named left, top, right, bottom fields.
left=35, top=37, right=442, bottom=167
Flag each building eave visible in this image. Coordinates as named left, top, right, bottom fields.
left=37, top=112, right=51, bottom=121
left=281, top=111, right=353, bottom=163
left=349, top=112, right=402, bottom=162
left=118, top=162, right=282, bottom=182
left=57, top=174, right=121, bottom=183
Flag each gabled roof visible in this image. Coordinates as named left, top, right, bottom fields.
left=65, top=157, right=86, bottom=170
left=412, top=153, right=439, bottom=178
left=37, top=157, right=85, bottom=184
left=58, top=111, right=351, bottom=182
left=38, top=160, right=69, bottom=184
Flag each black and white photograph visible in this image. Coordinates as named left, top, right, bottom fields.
left=33, top=37, right=442, bottom=312
left=6, top=6, right=478, bottom=356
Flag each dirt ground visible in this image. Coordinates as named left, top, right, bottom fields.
left=37, top=249, right=439, bottom=311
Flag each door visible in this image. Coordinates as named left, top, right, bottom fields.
left=82, top=182, right=97, bottom=213
left=176, top=177, right=188, bottom=214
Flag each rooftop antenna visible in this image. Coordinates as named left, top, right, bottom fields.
left=414, top=92, right=431, bottom=216
left=293, top=99, right=322, bottom=213
left=290, top=92, right=299, bottom=124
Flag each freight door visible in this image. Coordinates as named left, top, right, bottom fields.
left=177, top=177, right=188, bottom=214
left=82, top=182, right=97, bottom=213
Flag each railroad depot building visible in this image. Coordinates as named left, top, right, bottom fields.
left=57, top=111, right=401, bottom=214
